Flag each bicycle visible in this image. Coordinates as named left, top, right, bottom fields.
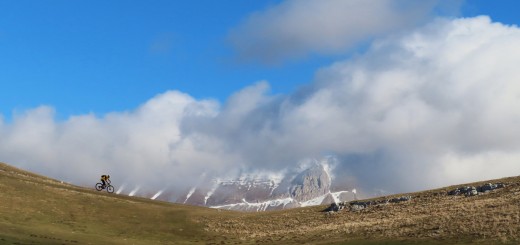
left=95, top=180, right=115, bottom=193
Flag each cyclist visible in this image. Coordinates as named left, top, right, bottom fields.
left=100, top=174, right=111, bottom=188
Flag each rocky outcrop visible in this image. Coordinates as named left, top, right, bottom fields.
left=448, top=183, right=505, bottom=197
left=325, top=182, right=507, bottom=214
left=325, top=195, right=412, bottom=212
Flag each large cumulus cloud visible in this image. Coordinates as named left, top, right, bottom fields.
left=188, top=16, right=520, bottom=192
left=2, top=16, right=520, bottom=198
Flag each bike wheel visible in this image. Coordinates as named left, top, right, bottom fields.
left=107, top=185, right=114, bottom=193
left=95, top=183, right=103, bottom=191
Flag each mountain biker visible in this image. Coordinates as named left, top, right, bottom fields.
left=100, top=174, right=110, bottom=188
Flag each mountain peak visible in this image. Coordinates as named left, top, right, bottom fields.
left=178, top=159, right=352, bottom=211
left=290, top=163, right=331, bottom=202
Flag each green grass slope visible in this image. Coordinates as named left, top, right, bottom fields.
left=2, top=161, right=520, bottom=244
left=0, top=162, right=234, bottom=245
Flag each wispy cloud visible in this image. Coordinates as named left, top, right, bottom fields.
left=2, top=16, right=520, bottom=198
left=228, top=0, right=457, bottom=64
left=149, top=32, right=175, bottom=55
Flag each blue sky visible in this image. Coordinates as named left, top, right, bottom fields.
left=0, top=0, right=518, bottom=120
left=0, top=0, right=324, bottom=119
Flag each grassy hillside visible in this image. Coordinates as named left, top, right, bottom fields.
left=0, top=162, right=231, bottom=245
left=1, top=162, right=520, bottom=244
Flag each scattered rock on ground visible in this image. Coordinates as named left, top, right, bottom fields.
left=389, top=196, right=412, bottom=203
left=324, top=195, right=412, bottom=213
left=448, top=183, right=505, bottom=197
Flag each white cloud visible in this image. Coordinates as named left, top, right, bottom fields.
left=221, top=16, right=520, bottom=192
left=2, top=16, right=520, bottom=198
left=0, top=91, right=224, bottom=198
left=284, top=16, right=520, bottom=191
left=229, top=0, right=457, bottom=63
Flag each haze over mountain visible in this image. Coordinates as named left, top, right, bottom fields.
left=176, top=158, right=355, bottom=211
left=1, top=1, right=520, bottom=203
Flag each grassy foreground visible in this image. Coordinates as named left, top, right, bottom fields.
left=1, top=162, right=520, bottom=244
left=0, top=162, right=231, bottom=244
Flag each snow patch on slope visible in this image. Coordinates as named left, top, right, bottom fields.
left=299, top=190, right=350, bottom=207
left=184, top=187, right=196, bottom=204
left=299, top=194, right=328, bottom=207
left=151, top=190, right=163, bottom=200
left=211, top=197, right=295, bottom=212
left=331, top=191, right=349, bottom=204
left=116, top=183, right=126, bottom=194
left=218, top=171, right=285, bottom=190
left=204, top=180, right=219, bottom=205
left=129, top=186, right=140, bottom=196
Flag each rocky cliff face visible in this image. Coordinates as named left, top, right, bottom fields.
left=177, top=159, right=354, bottom=211
left=289, top=164, right=331, bottom=202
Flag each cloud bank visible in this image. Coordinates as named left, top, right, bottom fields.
left=3, top=16, right=520, bottom=199
left=229, top=0, right=459, bottom=63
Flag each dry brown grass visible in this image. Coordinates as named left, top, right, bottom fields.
left=200, top=176, right=520, bottom=244
left=2, top=161, right=520, bottom=244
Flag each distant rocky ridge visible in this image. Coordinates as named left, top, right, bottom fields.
left=176, top=159, right=354, bottom=211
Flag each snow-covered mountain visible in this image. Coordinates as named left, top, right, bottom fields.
left=176, top=159, right=355, bottom=211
